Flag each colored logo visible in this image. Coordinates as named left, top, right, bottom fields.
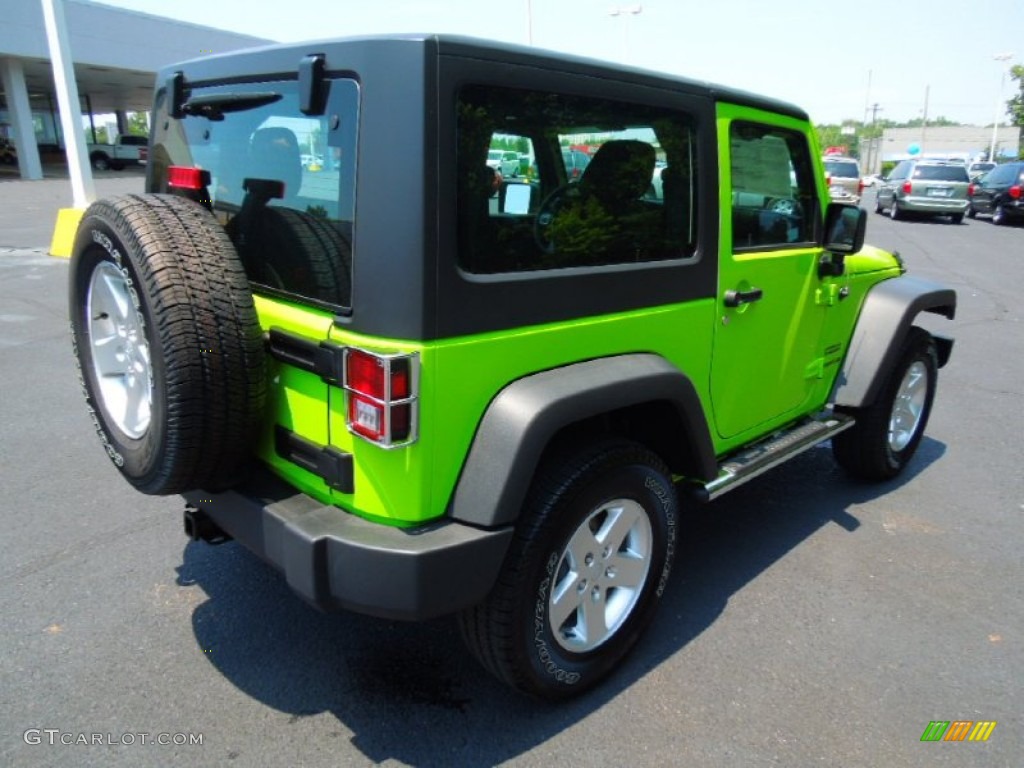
left=920, top=721, right=997, bottom=742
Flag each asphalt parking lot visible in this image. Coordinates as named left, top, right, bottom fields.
left=1, top=178, right=1022, bottom=767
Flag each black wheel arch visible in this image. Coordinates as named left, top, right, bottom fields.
left=448, top=354, right=716, bottom=528
left=832, top=275, right=956, bottom=409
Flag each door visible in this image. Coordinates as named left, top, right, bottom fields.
left=710, top=107, right=830, bottom=439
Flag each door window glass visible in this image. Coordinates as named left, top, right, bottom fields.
left=729, top=122, right=816, bottom=249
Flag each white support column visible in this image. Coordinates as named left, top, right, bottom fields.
left=0, top=58, right=44, bottom=180
left=41, top=0, right=95, bottom=208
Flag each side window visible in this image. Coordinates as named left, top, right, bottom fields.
left=729, top=122, right=815, bottom=250
left=457, top=85, right=698, bottom=274
left=151, top=80, right=358, bottom=309
left=889, top=161, right=910, bottom=181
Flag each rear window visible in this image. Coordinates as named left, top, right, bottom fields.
left=150, top=79, right=358, bottom=310
left=824, top=160, right=859, bottom=178
left=912, top=165, right=969, bottom=182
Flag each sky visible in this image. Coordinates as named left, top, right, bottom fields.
left=91, top=0, right=1022, bottom=127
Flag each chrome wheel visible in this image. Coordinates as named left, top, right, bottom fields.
left=549, top=498, right=653, bottom=653
left=86, top=261, right=152, bottom=438
left=888, top=360, right=928, bottom=452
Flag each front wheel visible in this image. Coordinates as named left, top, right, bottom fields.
left=832, top=327, right=938, bottom=481
left=459, top=440, right=678, bottom=699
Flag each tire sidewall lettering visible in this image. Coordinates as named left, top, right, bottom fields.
left=644, top=474, right=677, bottom=598
left=531, top=552, right=582, bottom=686
left=71, top=323, right=125, bottom=467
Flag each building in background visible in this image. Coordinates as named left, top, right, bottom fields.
left=861, top=126, right=1021, bottom=174
left=0, top=0, right=272, bottom=179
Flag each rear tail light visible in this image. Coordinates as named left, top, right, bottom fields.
left=343, top=347, right=418, bottom=447
left=902, top=181, right=913, bottom=195
left=858, top=178, right=865, bottom=194
left=1010, top=185, right=1022, bottom=200
left=968, top=183, right=977, bottom=196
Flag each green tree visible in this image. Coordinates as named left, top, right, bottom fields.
left=1007, top=64, right=1024, bottom=127
left=126, top=111, right=150, bottom=136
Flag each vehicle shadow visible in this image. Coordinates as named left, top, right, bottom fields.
left=177, top=437, right=945, bottom=765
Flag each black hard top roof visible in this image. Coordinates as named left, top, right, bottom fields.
left=162, top=33, right=809, bottom=122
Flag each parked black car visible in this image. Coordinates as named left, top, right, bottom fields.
left=968, top=161, right=1024, bottom=225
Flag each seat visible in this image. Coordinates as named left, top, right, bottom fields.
left=246, top=126, right=302, bottom=202
left=578, top=140, right=656, bottom=207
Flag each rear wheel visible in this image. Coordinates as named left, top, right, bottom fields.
left=833, top=327, right=937, bottom=481
left=459, top=440, right=678, bottom=699
left=69, top=194, right=266, bottom=494
left=992, top=204, right=1006, bottom=225
left=889, top=198, right=902, bottom=220
left=950, top=213, right=964, bottom=224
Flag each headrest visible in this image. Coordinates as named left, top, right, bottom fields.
left=248, top=127, right=302, bottom=198
left=579, top=140, right=656, bottom=204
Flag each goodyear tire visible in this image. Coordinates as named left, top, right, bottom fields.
left=69, top=194, right=266, bottom=494
left=459, top=440, right=677, bottom=700
left=832, top=327, right=938, bottom=481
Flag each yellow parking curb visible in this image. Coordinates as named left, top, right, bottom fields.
left=50, top=207, right=85, bottom=258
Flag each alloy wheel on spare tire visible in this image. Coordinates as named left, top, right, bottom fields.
left=459, top=440, right=678, bottom=700
left=69, top=194, right=266, bottom=495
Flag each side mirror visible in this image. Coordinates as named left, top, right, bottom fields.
left=820, top=202, right=866, bottom=278
left=499, top=182, right=534, bottom=215
left=824, top=202, right=866, bottom=254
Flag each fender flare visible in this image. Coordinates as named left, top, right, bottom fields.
left=832, top=275, right=956, bottom=409
left=448, top=354, right=717, bottom=528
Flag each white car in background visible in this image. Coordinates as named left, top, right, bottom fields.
left=487, top=149, right=520, bottom=177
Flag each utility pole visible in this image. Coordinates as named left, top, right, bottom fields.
left=921, top=85, right=929, bottom=156
left=866, top=103, right=882, bottom=175
left=991, top=53, right=1013, bottom=162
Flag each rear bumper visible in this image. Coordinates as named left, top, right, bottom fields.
left=183, top=471, right=513, bottom=621
left=900, top=195, right=968, bottom=214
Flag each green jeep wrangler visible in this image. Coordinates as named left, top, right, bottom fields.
left=68, top=35, right=956, bottom=699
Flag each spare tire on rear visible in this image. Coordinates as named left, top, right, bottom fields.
left=69, top=194, right=266, bottom=495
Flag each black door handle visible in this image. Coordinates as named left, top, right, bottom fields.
left=724, top=288, right=764, bottom=308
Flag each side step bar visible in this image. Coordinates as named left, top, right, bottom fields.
left=690, top=412, right=855, bottom=503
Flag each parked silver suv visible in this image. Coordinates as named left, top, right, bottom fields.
left=875, top=159, right=970, bottom=223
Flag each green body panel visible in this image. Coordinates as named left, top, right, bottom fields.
left=324, top=301, right=717, bottom=525
left=250, top=106, right=901, bottom=528
left=710, top=104, right=901, bottom=452
left=251, top=296, right=337, bottom=502
left=712, top=104, right=834, bottom=445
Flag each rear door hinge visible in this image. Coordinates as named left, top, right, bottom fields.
left=267, top=328, right=345, bottom=386
left=275, top=426, right=353, bottom=493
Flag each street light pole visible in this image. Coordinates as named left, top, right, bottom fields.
left=990, top=53, right=1013, bottom=162
left=609, top=4, right=642, bottom=61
